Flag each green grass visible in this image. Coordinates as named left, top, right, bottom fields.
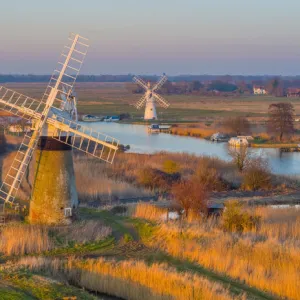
left=1, top=270, right=98, bottom=300
left=0, top=284, right=33, bottom=300
left=77, top=103, right=265, bottom=120
left=45, top=237, right=115, bottom=257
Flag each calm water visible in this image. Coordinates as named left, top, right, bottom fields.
left=81, top=122, right=300, bottom=176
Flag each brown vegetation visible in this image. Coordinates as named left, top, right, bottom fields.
left=17, top=256, right=235, bottom=300
left=132, top=203, right=168, bottom=222
left=0, top=225, right=52, bottom=256
left=170, top=126, right=216, bottom=138
left=242, top=158, right=272, bottom=191
left=0, top=221, right=112, bottom=256
left=73, top=152, right=294, bottom=202
left=222, top=201, right=260, bottom=232
left=172, top=180, right=208, bottom=218
left=133, top=203, right=300, bottom=300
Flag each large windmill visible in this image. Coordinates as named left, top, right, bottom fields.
left=133, top=75, right=170, bottom=120
left=0, top=33, right=119, bottom=224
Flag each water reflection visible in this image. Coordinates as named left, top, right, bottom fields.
left=81, top=122, right=300, bottom=176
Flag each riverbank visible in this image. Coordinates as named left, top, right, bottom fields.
left=168, top=127, right=300, bottom=149
left=251, top=143, right=299, bottom=148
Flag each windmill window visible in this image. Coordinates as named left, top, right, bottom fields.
left=64, top=208, right=72, bottom=217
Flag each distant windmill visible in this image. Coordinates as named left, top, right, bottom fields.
left=133, top=75, right=170, bottom=120
left=0, top=33, right=119, bottom=224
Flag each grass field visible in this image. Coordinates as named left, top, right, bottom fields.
left=4, top=82, right=300, bottom=122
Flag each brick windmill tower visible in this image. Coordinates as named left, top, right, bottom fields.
left=0, top=33, right=119, bottom=224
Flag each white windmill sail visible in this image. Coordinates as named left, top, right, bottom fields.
left=133, top=75, right=170, bottom=120
left=0, top=33, right=119, bottom=206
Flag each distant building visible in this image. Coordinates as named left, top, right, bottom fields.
left=287, top=88, right=300, bottom=98
left=253, top=85, right=267, bottom=95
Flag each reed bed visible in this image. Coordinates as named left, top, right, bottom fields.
left=94, top=151, right=230, bottom=181
left=17, top=256, right=237, bottom=300
left=252, top=206, right=300, bottom=243
left=134, top=204, right=300, bottom=300
left=74, top=154, right=152, bottom=202
left=0, top=221, right=112, bottom=256
left=170, top=127, right=216, bottom=138
left=0, top=225, right=53, bottom=256
left=56, top=220, right=112, bottom=244
left=132, top=203, right=169, bottom=221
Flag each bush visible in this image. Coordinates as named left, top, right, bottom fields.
left=222, top=201, right=261, bottom=232
left=172, top=179, right=208, bottom=219
left=242, top=158, right=272, bottom=191
left=137, top=167, right=180, bottom=192
left=193, top=163, right=226, bottom=192
left=122, top=233, right=133, bottom=243
left=163, top=160, right=179, bottom=174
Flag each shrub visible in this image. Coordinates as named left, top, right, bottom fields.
left=193, top=163, right=225, bottom=192
left=222, top=201, right=260, bottom=232
left=172, top=180, right=208, bottom=219
left=163, top=160, right=179, bottom=174
left=122, top=233, right=133, bottom=243
left=242, top=158, right=272, bottom=191
left=137, top=167, right=180, bottom=192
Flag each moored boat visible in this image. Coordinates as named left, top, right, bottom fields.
left=82, top=114, right=102, bottom=122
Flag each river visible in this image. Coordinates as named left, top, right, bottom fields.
left=81, top=122, right=300, bottom=176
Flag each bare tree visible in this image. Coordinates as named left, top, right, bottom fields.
left=223, top=117, right=251, bottom=136
left=172, top=180, right=208, bottom=219
left=268, top=103, right=294, bottom=141
left=229, top=146, right=249, bottom=172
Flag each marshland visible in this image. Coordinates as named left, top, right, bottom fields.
left=1, top=128, right=300, bottom=299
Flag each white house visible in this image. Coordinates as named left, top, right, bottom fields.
left=228, top=136, right=251, bottom=147
left=253, top=86, right=267, bottom=95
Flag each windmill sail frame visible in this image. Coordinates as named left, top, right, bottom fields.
left=133, top=75, right=170, bottom=120
left=0, top=33, right=119, bottom=206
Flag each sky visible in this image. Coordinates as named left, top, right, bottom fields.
left=1, top=0, right=300, bottom=75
